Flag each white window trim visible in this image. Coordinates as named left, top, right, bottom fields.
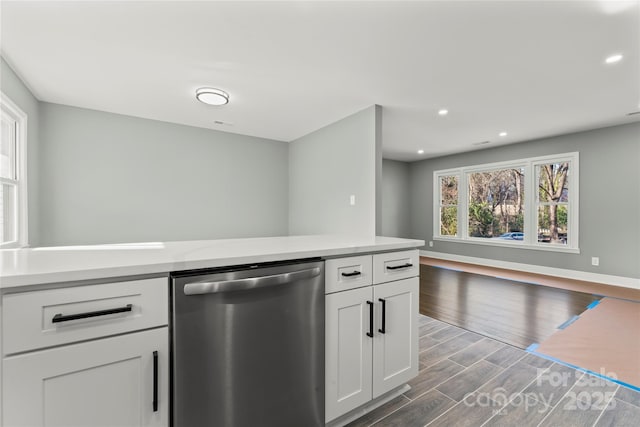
left=0, top=92, right=28, bottom=249
left=433, top=152, right=579, bottom=254
left=436, top=172, right=460, bottom=237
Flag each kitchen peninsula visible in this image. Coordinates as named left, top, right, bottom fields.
left=0, top=235, right=423, bottom=427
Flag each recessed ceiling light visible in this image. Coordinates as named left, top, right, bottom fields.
left=605, top=54, right=623, bottom=64
left=417, top=149, right=425, bottom=154
left=499, top=132, right=508, bottom=137
left=196, top=87, right=230, bottom=106
left=438, top=109, right=448, bottom=116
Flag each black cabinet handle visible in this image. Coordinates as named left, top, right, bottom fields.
left=152, top=351, right=159, bottom=412
left=378, top=298, right=386, bottom=334
left=386, top=263, right=413, bottom=270
left=52, top=304, right=133, bottom=323
left=366, top=301, right=374, bottom=338
left=341, top=271, right=361, bottom=277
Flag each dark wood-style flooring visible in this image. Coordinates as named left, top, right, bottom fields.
left=419, top=264, right=600, bottom=349
left=420, top=256, right=640, bottom=302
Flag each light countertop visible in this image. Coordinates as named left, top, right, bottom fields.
left=0, top=235, right=424, bottom=288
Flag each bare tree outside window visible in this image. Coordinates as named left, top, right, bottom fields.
left=537, top=162, right=569, bottom=244
left=467, top=168, right=524, bottom=238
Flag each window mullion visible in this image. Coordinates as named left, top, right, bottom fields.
left=569, top=156, right=578, bottom=249
left=459, top=172, right=468, bottom=239
left=434, top=174, right=440, bottom=239
left=523, top=162, right=533, bottom=245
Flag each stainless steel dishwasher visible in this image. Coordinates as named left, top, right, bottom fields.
left=171, top=259, right=325, bottom=427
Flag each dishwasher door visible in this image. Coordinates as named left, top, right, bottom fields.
left=171, top=259, right=325, bottom=427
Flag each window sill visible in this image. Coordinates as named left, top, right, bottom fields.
left=433, top=236, right=580, bottom=254
left=0, top=240, right=28, bottom=250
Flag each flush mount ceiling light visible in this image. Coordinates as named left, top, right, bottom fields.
left=438, top=109, right=449, bottom=116
left=499, top=131, right=508, bottom=137
left=196, top=87, right=229, bottom=106
left=417, top=149, right=425, bottom=154
left=605, top=54, right=623, bottom=64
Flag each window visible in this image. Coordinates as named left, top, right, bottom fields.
left=536, top=162, right=569, bottom=244
left=468, top=167, right=524, bottom=238
left=438, top=175, right=458, bottom=236
left=434, top=153, right=579, bottom=253
left=0, top=93, right=28, bottom=248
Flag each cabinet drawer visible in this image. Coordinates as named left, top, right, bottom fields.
left=325, top=255, right=372, bottom=294
left=2, top=278, right=168, bottom=355
left=373, top=250, right=419, bottom=284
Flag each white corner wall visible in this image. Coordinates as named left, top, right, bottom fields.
left=381, top=159, right=411, bottom=238
left=289, top=105, right=381, bottom=236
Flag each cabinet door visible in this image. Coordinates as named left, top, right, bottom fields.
left=3, top=328, right=168, bottom=427
left=325, top=286, right=373, bottom=422
left=372, top=277, right=419, bottom=398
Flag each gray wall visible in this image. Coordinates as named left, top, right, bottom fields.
left=1, top=57, right=40, bottom=246
left=39, top=103, right=289, bottom=246
left=381, top=159, right=411, bottom=238
left=289, top=105, right=380, bottom=236
left=410, top=122, right=640, bottom=279
left=3, top=55, right=384, bottom=246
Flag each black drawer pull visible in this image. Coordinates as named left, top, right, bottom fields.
left=366, top=301, right=374, bottom=338
left=386, top=263, right=413, bottom=270
left=153, top=351, right=159, bottom=412
left=341, top=271, right=361, bottom=277
left=378, top=298, right=386, bottom=334
left=52, top=304, right=133, bottom=323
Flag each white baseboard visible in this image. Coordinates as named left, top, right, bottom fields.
left=420, top=250, right=640, bottom=290
left=325, top=384, right=410, bottom=427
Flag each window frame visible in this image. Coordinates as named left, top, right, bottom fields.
left=433, top=152, right=579, bottom=253
left=0, top=92, right=28, bottom=249
left=437, top=173, right=460, bottom=237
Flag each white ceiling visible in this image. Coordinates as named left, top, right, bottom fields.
left=1, top=0, right=639, bottom=161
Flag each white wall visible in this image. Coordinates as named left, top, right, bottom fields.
left=289, top=105, right=381, bottom=236
left=39, top=103, right=289, bottom=246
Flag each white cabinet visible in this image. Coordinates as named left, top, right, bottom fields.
left=372, top=249, right=419, bottom=284
left=3, top=328, right=168, bottom=427
left=372, top=279, right=418, bottom=396
left=1, top=277, right=169, bottom=427
left=325, top=255, right=373, bottom=294
left=326, top=287, right=373, bottom=419
left=2, top=278, right=168, bottom=354
left=325, top=252, right=419, bottom=423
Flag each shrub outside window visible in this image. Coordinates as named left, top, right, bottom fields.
left=467, top=167, right=524, bottom=239
left=439, top=175, right=458, bottom=236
